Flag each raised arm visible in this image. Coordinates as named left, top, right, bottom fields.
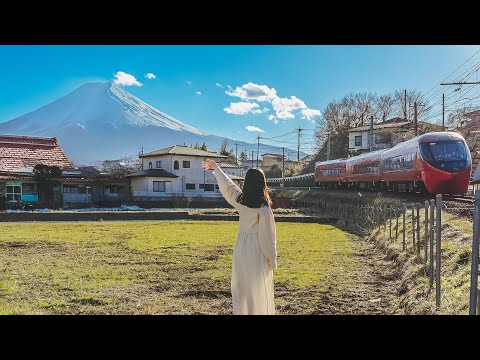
left=202, top=160, right=242, bottom=209
left=258, top=206, right=277, bottom=270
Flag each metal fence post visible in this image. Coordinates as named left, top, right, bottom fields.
left=424, top=200, right=429, bottom=264
left=389, top=206, right=392, bottom=239
left=395, top=207, right=399, bottom=240
left=383, top=204, right=387, bottom=234
left=416, top=203, right=420, bottom=254
left=429, top=199, right=435, bottom=289
left=403, top=203, right=406, bottom=251
left=470, top=191, right=480, bottom=315
left=436, top=194, right=442, bottom=308
left=412, top=205, right=416, bottom=251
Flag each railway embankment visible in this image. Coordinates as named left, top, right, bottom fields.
left=273, top=188, right=476, bottom=314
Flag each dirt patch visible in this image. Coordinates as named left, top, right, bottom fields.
left=274, top=236, right=399, bottom=314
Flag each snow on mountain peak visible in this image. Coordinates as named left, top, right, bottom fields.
left=0, top=81, right=208, bottom=136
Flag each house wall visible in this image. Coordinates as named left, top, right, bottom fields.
left=139, top=155, right=219, bottom=197
left=349, top=131, right=370, bottom=152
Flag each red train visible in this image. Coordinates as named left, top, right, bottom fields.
left=314, top=132, right=472, bottom=195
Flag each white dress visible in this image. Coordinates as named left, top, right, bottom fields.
left=212, top=167, right=277, bottom=315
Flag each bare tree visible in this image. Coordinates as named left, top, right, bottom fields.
left=393, top=89, right=433, bottom=121
left=375, top=94, right=396, bottom=122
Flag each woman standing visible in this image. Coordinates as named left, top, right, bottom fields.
left=202, top=160, right=277, bottom=315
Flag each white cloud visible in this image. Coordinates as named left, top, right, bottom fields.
left=224, top=102, right=260, bottom=115
left=245, top=125, right=264, bottom=132
left=271, top=96, right=306, bottom=119
left=301, top=108, right=321, bottom=121
left=216, top=83, right=223, bottom=88
left=251, top=107, right=270, bottom=114
left=195, top=91, right=202, bottom=96
left=113, top=71, right=142, bottom=87
left=224, top=82, right=315, bottom=121
left=145, top=73, right=156, bottom=79
left=186, top=81, right=192, bottom=85
left=268, top=114, right=279, bottom=124
left=226, top=82, right=277, bottom=102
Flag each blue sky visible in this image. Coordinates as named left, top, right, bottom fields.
left=0, top=45, right=479, bottom=154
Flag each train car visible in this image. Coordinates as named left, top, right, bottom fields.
left=380, top=135, right=424, bottom=192
left=270, top=131, right=471, bottom=195
left=345, top=150, right=383, bottom=190
left=314, top=159, right=347, bottom=188
left=381, top=131, right=471, bottom=194
left=417, top=132, right=471, bottom=194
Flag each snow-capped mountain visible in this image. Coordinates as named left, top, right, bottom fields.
left=0, top=82, right=304, bottom=165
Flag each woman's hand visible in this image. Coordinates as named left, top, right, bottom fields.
left=202, top=159, right=218, bottom=170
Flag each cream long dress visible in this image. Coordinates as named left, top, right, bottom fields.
left=212, top=166, right=277, bottom=315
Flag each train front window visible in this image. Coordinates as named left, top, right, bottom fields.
left=420, top=141, right=469, bottom=172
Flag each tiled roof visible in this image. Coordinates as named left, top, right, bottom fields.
left=226, top=174, right=244, bottom=180
left=261, top=153, right=284, bottom=158
left=349, top=120, right=442, bottom=133
left=0, top=134, right=75, bottom=173
left=218, top=162, right=240, bottom=169
left=141, top=145, right=227, bottom=159
left=125, top=169, right=178, bottom=178
left=349, top=121, right=412, bottom=132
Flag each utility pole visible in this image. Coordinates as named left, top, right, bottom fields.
left=296, top=126, right=304, bottom=162
left=369, top=115, right=374, bottom=151
left=414, top=101, right=418, bottom=136
left=404, top=89, right=408, bottom=121
left=440, top=81, right=480, bottom=129
left=282, top=147, right=285, bottom=187
left=251, top=150, right=254, bottom=168
left=326, top=133, right=331, bottom=160
left=235, top=141, right=238, bottom=164
left=256, top=135, right=261, bottom=168
left=442, top=94, right=445, bottom=131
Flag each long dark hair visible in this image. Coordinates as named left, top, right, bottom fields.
left=236, top=168, right=272, bottom=208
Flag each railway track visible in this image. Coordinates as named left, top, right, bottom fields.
left=271, top=186, right=476, bottom=219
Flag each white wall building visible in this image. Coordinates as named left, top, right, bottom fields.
left=127, top=145, right=244, bottom=199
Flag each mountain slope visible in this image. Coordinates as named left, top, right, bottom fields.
left=0, top=82, right=304, bottom=165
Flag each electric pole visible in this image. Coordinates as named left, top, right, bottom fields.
left=440, top=81, right=480, bottom=130
left=251, top=150, right=254, bottom=168
left=442, top=94, right=445, bottom=131
left=296, top=126, right=304, bottom=162
left=282, top=147, right=285, bottom=187
left=369, top=115, right=374, bottom=151
left=256, top=135, right=261, bottom=168
left=235, top=141, right=238, bottom=164
left=326, top=133, right=331, bottom=160
left=404, top=89, right=408, bottom=121
left=414, top=101, right=418, bottom=136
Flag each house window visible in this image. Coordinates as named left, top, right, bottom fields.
left=183, top=161, right=190, bottom=168
left=375, top=134, right=384, bottom=144
left=6, top=185, right=21, bottom=202
left=204, top=184, right=214, bottom=191
left=174, top=160, right=179, bottom=170
left=22, top=183, right=38, bottom=195
left=153, top=181, right=166, bottom=192
left=156, top=160, right=162, bottom=168
left=186, top=183, right=195, bottom=190
left=355, top=136, right=362, bottom=147
left=199, top=184, right=204, bottom=189
left=149, top=162, right=153, bottom=169
left=215, top=184, right=219, bottom=189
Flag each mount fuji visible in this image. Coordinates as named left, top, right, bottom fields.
left=0, top=82, right=304, bottom=165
